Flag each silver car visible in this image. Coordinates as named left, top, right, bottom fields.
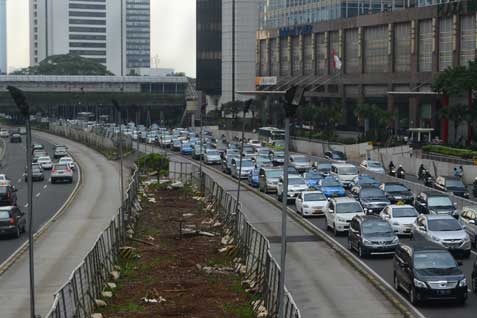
left=412, top=214, right=471, bottom=258
left=458, top=207, right=477, bottom=248
left=231, top=158, right=255, bottom=179
left=289, top=155, right=312, bottom=173
left=204, top=149, right=221, bottom=165
left=51, top=163, right=74, bottom=184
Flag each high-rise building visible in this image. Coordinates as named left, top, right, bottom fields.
left=0, top=0, right=6, bottom=74
left=29, top=0, right=126, bottom=75
left=125, top=0, right=150, bottom=70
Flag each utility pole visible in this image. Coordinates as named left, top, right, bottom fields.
left=232, top=0, right=235, bottom=102
left=235, top=100, right=252, bottom=213
left=112, top=100, right=125, bottom=231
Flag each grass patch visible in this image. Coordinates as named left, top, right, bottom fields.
left=223, top=303, right=255, bottom=318
left=423, top=144, right=477, bottom=159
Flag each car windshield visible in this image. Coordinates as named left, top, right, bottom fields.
left=304, top=193, right=326, bottom=201
left=56, top=147, right=66, bottom=151
left=273, top=151, right=284, bottom=157
left=38, top=157, right=50, bottom=161
left=32, top=167, right=41, bottom=173
left=428, top=218, right=462, bottom=231
left=362, top=221, right=393, bottom=235
left=358, top=176, right=378, bottom=185
left=392, top=207, right=418, bottom=218
left=360, top=188, right=385, bottom=198
left=304, top=171, right=321, bottom=179
left=414, top=252, right=457, bottom=271
left=322, top=179, right=341, bottom=187
left=368, top=161, right=383, bottom=168
left=293, top=156, right=309, bottom=163
left=428, top=196, right=453, bottom=208
left=240, top=160, right=254, bottom=167
left=317, top=164, right=331, bottom=172
left=338, top=167, right=358, bottom=175
left=332, top=152, right=346, bottom=160
left=0, top=211, right=10, bottom=219
left=289, top=178, right=306, bottom=185
left=256, top=157, right=271, bottom=163
left=207, top=150, right=219, bottom=156
left=336, top=202, right=363, bottom=213
left=265, top=170, right=282, bottom=178
left=445, top=179, right=465, bottom=189
left=385, top=184, right=408, bottom=192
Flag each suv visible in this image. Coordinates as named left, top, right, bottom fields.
left=414, top=192, right=457, bottom=217
left=277, top=175, right=308, bottom=202
left=412, top=214, right=471, bottom=258
left=230, top=158, right=255, bottom=179
left=348, top=215, right=399, bottom=258
left=330, top=163, right=359, bottom=189
left=324, top=197, right=365, bottom=235
left=51, top=163, right=74, bottom=184
left=324, top=150, right=347, bottom=162
left=10, top=133, right=21, bottom=143
left=355, top=186, right=390, bottom=215
left=458, top=207, right=477, bottom=248
left=258, top=167, right=282, bottom=193
left=54, top=145, right=68, bottom=159
left=0, top=184, right=17, bottom=206
left=379, top=182, right=414, bottom=204
left=0, top=206, right=26, bottom=238
left=393, top=242, right=467, bottom=305
left=434, top=176, right=470, bottom=198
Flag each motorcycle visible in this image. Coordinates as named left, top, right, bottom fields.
left=397, top=169, right=405, bottom=179
left=389, top=167, right=396, bottom=177
left=418, top=168, right=428, bottom=180
left=424, top=172, right=434, bottom=187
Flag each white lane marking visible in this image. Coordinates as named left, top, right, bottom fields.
left=35, top=193, right=40, bottom=198
left=472, top=250, right=477, bottom=256
left=24, top=203, right=28, bottom=208
left=43, top=185, right=47, bottom=189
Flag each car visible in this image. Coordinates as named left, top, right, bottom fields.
left=289, top=154, right=313, bottom=173
left=393, top=242, right=467, bottom=305
left=9, top=134, right=21, bottom=143
left=221, top=154, right=239, bottom=174
left=0, top=206, right=26, bottom=238
left=256, top=148, right=271, bottom=158
left=248, top=168, right=260, bottom=187
left=248, top=139, right=262, bottom=148
left=458, top=207, right=477, bottom=247
left=204, top=149, right=221, bottom=165
left=0, top=129, right=9, bottom=138
left=0, top=174, right=11, bottom=186
left=180, top=143, right=193, bottom=155
left=295, top=191, right=327, bottom=217
left=360, top=160, right=385, bottom=174
left=324, top=150, right=347, bottom=162
left=303, top=170, right=323, bottom=189
left=172, top=139, right=182, bottom=151
left=254, top=155, right=272, bottom=169
left=270, top=150, right=285, bottom=166
left=32, top=143, right=44, bottom=152
left=277, top=175, right=309, bottom=202
left=348, top=215, right=399, bottom=257
left=380, top=204, right=419, bottom=236
left=192, top=144, right=205, bottom=160
left=230, top=158, right=255, bottom=179
left=54, top=145, right=68, bottom=159
left=59, top=157, right=75, bottom=170
left=350, top=175, right=380, bottom=195
left=159, top=135, right=172, bottom=148
left=37, top=156, right=53, bottom=170
left=355, top=186, right=391, bottom=215
left=258, top=167, right=282, bottom=193
left=330, top=163, right=359, bottom=189
left=316, top=163, right=332, bottom=177
left=0, top=183, right=17, bottom=206
left=324, top=197, right=365, bottom=235
left=317, top=177, right=346, bottom=198
left=379, top=182, right=414, bottom=204
left=51, top=163, right=74, bottom=184
left=19, top=127, right=26, bottom=135
left=24, top=165, right=45, bottom=182
left=33, top=150, right=48, bottom=163
left=412, top=214, right=471, bottom=258
left=433, top=176, right=470, bottom=198
left=414, top=192, right=457, bottom=217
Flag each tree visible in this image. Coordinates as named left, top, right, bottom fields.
left=439, top=103, right=468, bottom=145
left=12, top=53, right=114, bottom=76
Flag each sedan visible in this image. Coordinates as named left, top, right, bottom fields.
left=0, top=206, right=26, bottom=238
left=231, top=159, right=255, bottom=179
left=458, top=207, right=477, bottom=247
left=180, top=143, right=193, bottom=155
left=289, top=155, right=312, bottom=173
left=37, top=156, right=53, bottom=170
left=380, top=205, right=419, bottom=236
left=24, top=165, right=45, bottom=182
left=317, top=177, right=346, bottom=198
left=277, top=175, right=309, bottom=202
left=59, top=157, right=75, bottom=170
left=303, top=170, right=323, bottom=189
left=204, top=149, right=221, bottom=165
left=360, top=160, right=385, bottom=174
left=295, top=191, right=327, bottom=217
left=248, top=168, right=260, bottom=188
left=379, top=182, right=414, bottom=204
left=324, top=150, right=347, bottom=162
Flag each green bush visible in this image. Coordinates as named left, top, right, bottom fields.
left=136, top=153, right=169, bottom=176
left=422, top=145, right=477, bottom=159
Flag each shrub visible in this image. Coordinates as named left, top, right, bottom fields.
left=136, top=153, right=169, bottom=176
left=422, top=145, right=477, bottom=159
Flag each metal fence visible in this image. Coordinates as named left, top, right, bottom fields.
left=169, top=161, right=301, bottom=318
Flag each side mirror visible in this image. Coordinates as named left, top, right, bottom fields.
left=329, top=209, right=334, bottom=214
left=418, top=225, right=427, bottom=232
left=469, top=220, right=475, bottom=225
left=453, top=202, right=457, bottom=207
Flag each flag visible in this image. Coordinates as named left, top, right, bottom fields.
left=332, top=50, right=342, bottom=70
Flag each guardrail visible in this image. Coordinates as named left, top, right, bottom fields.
left=422, top=152, right=475, bottom=166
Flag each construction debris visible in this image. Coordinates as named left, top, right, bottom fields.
left=94, top=299, right=107, bottom=307
left=170, top=181, right=184, bottom=189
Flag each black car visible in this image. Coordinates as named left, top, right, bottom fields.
left=348, top=215, right=399, bottom=258
left=434, top=176, right=470, bottom=198
left=324, top=150, right=347, bottom=162
left=0, top=206, right=26, bottom=238
left=9, top=134, right=21, bottom=143
left=0, top=185, right=17, bottom=206
left=379, top=182, right=414, bottom=204
left=24, top=165, right=45, bottom=182
left=270, top=150, right=285, bottom=166
left=472, top=258, right=477, bottom=293
left=355, top=186, right=391, bottom=215
left=393, top=242, right=467, bottom=305
left=414, top=192, right=457, bottom=217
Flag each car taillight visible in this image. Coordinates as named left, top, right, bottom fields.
left=51, top=169, right=56, bottom=173
left=66, top=168, right=72, bottom=172
left=9, top=217, right=15, bottom=225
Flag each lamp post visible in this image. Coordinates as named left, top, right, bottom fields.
left=234, top=99, right=252, bottom=213
left=7, top=86, right=37, bottom=318
left=112, top=99, right=125, bottom=231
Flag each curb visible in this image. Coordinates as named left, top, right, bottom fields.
left=0, top=144, right=83, bottom=276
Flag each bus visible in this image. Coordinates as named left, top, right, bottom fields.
left=258, top=127, right=285, bottom=145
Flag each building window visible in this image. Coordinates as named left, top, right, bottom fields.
left=344, top=29, right=359, bottom=74
left=303, top=34, right=313, bottom=75
left=394, top=23, right=411, bottom=72
left=291, top=36, right=302, bottom=76
left=259, top=40, right=268, bottom=76
left=270, top=38, right=279, bottom=76
left=364, top=25, right=387, bottom=73
left=460, top=15, right=475, bottom=66
left=280, top=38, right=289, bottom=76
left=329, top=31, right=339, bottom=74
left=418, top=19, right=432, bottom=72
left=315, top=33, right=326, bottom=75
left=439, top=17, right=452, bottom=71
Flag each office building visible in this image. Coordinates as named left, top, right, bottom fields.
left=125, top=0, right=150, bottom=70
left=29, top=0, right=126, bottom=75
left=255, top=0, right=477, bottom=142
left=0, top=0, right=6, bottom=74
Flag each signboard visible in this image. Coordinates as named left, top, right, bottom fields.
left=279, top=24, right=312, bottom=38
left=256, top=76, right=277, bottom=86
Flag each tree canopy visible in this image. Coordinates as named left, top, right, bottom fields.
left=12, top=53, right=114, bottom=76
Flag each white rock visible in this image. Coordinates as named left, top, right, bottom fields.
left=94, top=299, right=107, bottom=307
left=101, top=291, right=113, bottom=298
left=91, top=313, right=103, bottom=318
left=107, top=282, right=117, bottom=289
left=110, top=270, right=120, bottom=280
left=171, top=181, right=184, bottom=189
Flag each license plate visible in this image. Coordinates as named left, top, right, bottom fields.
left=437, top=289, right=451, bottom=295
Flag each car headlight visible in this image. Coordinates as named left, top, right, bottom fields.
left=464, top=235, right=470, bottom=242
left=362, top=239, right=372, bottom=246
left=336, top=217, right=346, bottom=223
left=391, top=236, right=399, bottom=244
left=459, top=278, right=467, bottom=287
left=392, top=222, right=400, bottom=226
left=414, top=278, right=427, bottom=289
left=431, top=235, right=441, bottom=242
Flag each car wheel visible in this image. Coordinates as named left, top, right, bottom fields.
left=14, top=226, right=20, bottom=238
left=333, top=223, right=339, bottom=236
left=393, top=272, right=400, bottom=291
left=347, top=238, right=353, bottom=251
left=358, top=244, right=366, bottom=258
left=409, top=287, right=419, bottom=305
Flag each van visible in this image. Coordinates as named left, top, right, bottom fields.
left=331, top=163, right=359, bottom=189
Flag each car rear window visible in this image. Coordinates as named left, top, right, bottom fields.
left=56, top=147, right=67, bottom=151
left=54, top=164, right=68, bottom=170
left=0, top=211, right=10, bottom=219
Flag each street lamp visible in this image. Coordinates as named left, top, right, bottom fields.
left=112, top=99, right=125, bottom=232
left=6, top=86, right=38, bottom=318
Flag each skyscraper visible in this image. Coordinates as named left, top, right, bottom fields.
left=29, top=0, right=126, bottom=75
left=0, top=0, right=6, bottom=74
left=125, top=0, right=150, bottom=70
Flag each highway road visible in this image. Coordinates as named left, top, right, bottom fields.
left=139, top=141, right=477, bottom=318
left=0, top=133, right=78, bottom=266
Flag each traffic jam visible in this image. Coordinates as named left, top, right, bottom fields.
left=0, top=127, right=75, bottom=239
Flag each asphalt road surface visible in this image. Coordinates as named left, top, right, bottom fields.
left=0, top=134, right=78, bottom=265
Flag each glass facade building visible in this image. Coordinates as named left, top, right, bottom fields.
left=0, top=0, right=6, bottom=74
left=126, top=0, right=150, bottom=69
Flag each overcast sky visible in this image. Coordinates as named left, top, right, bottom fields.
left=6, top=0, right=196, bottom=76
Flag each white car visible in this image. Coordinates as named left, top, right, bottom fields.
left=277, top=175, right=309, bottom=202
left=231, top=158, right=255, bottom=179
left=324, top=197, right=365, bottom=235
left=295, top=191, right=328, bottom=217
left=289, top=154, right=313, bottom=173
left=380, top=204, right=419, bottom=236
left=0, top=130, right=9, bottom=138
left=37, top=156, right=53, bottom=170
left=360, top=160, right=385, bottom=174
left=330, top=163, right=359, bottom=188
left=248, top=139, right=262, bottom=148
left=59, top=157, right=75, bottom=170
